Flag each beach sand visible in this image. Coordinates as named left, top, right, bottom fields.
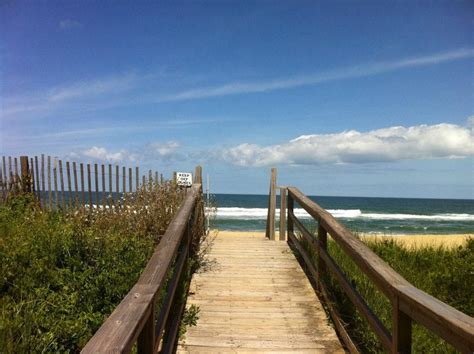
left=213, top=230, right=472, bottom=249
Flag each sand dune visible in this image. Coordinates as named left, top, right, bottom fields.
left=213, top=230, right=472, bottom=249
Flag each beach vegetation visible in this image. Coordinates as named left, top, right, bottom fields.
left=297, top=227, right=473, bottom=353
left=0, top=180, right=205, bottom=352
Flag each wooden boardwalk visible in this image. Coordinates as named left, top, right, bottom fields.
left=178, top=232, right=344, bottom=353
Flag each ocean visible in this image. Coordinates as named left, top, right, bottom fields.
left=210, top=194, right=474, bottom=234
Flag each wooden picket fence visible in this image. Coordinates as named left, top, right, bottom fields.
left=0, top=154, right=165, bottom=210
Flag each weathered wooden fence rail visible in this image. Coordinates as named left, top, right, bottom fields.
left=281, top=186, right=474, bottom=353
left=82, top=174, right=203, bottom=353
left=0, top=154, right=164, bottom=209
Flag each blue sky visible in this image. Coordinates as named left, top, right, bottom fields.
left=1, top=1, right=473, bottom=198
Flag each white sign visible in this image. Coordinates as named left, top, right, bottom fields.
left=176, top=172, right=193, bottom=187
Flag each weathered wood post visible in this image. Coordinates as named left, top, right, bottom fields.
left=20, top=156, right=31, bottom=192
left=265, top=168, right=277, bottom=240
left=317, top=224, right=327, bottom=286
left=87, top=164, right=92, bottom=211
left=287, top=192, right=294, bottom=243
left=137, top=302, right=155, bottom=353
left=194, top=165, right=203, bottom=185
left=135, top=166, right=139, bottom=191
left=279, top=187, right=287, bottom=241
left=392, top=298, right=412, bottom=353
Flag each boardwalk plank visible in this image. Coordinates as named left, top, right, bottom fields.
left=178, top=232, right=343, bottom=353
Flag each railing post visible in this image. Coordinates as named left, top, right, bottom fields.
left=194, top=165, right=202, bottom=185
left=279, top=187, right=287, bottom=241
left=20, top=156, right=31, bottom=193
left=317, top=224, right=327, bottom=286
left=265, top=168, right=277, bottom=240
left=392, top=297, right=412, bottom=353
left=287, top=192, right=294, bottom=240
left=137, top=303, right=155, bottom=354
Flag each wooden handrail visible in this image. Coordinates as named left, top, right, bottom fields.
left=82, top=183, right=202, bottom=353
left=286, top=186, right=474, bottom=353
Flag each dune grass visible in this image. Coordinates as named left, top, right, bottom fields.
left=297, top=226, right=473, bottom=353
left=0, top=181, right=191, bottom=352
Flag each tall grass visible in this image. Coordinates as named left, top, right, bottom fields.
left=296, top=225, right=473, bottom=353
left=0, top=180, right=199, bottom=352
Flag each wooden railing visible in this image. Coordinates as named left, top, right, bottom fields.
left=82, top=181, right=203, bottom=353
left=285, top=186, right=474, bottom=353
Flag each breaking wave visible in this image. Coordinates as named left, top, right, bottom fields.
left=212, top=207, right=474, bottom=221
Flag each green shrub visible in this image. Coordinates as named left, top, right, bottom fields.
left=0, top=181, right=187, bottom=353
left=297, top=230, right=473, bottom=353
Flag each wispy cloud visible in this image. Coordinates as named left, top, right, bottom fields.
left=48, top=73, right=140, bottom=102
left=3, top=48, right=472, bottom=121
left=222, top=122, right=474, bottom=166
left=3, top=72, right=145, bottom=118
left=160, top=48, right=474, bottom=102
left=59, top=19, right=83, bottom=30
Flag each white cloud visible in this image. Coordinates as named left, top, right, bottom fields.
left=68, top=141, right=181, bottom=164
left=81, top=147, right=136, bottom=163
left=146, top=141, right=180, bottom=157
left=3, top=72, right=145, bottom=119
left=59, top=19, right=83, bottom=30
left=160, top=48, right=474, bottom=102
left=222, top=123, right=474, bottom=166
left=48, top=73, right=140, bottom=102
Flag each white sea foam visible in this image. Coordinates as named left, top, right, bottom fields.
left=212, top=207, right=474, bottom=221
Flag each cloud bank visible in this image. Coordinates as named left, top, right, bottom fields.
left=222, top=123, right=474, bottom=166
left=70, top=141, right=181, bottom=163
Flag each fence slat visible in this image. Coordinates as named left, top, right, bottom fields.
left=59, top=160, right=65, bottom=209
left=129, top=168, right=132, bottom=193
left=115, top=165, right=120, bottom=195
left=123, top=166, right=126, bottom=194
left=30, top=157, right=35, bottom=193
left=14, top=157, right=18, bottom=189
left=41, top=154, right=45, bottom=195
left=95, top=163, right=99, bottom=209
left=53, top=158, right=58, bottom=209
left=66, top=162, right=72, bottom=209
left=35, top=156, right=40, bottom=198
left=135, top=167, right=139, bottom=191
left=0, top=165, right=4, bottom=201
left=73, top=162, right=78, bottom=208
left=80, top=163, right=85, bottom=207
left=109, top=164, right=113, bottom=205
left=19, top=157, right=28, bottom=192
left=87, top=164, right=92, bottom=211
left=48, top=156, right=52, bottom=209
left=2, top=156, right=6, bottom=192
left=101, top=164, right=106, bottom=208
left=148, top=169, right=152, bottom=191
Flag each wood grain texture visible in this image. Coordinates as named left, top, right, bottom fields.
left=178, top=232, right=344, bottom=353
